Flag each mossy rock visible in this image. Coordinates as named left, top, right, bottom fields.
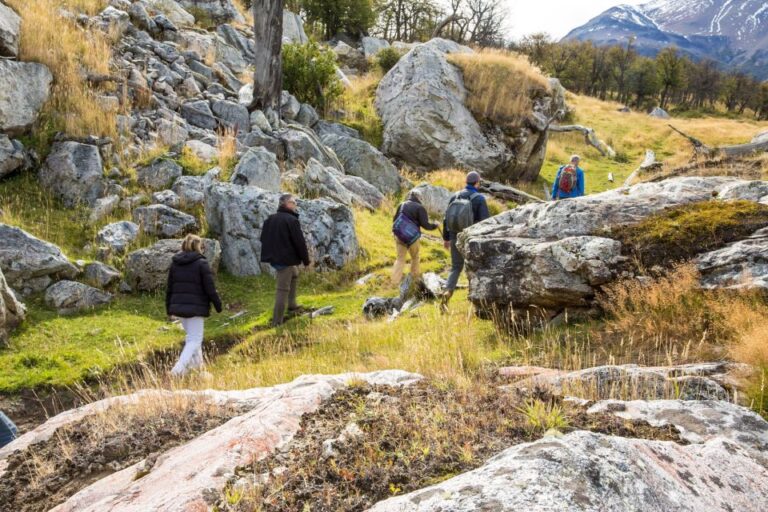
left=610, top=199, right=768, bottom=269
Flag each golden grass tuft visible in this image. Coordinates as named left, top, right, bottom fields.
left=216, top=128, right=239, bottom=179
left=448, top=49, right=551, bottom=125
left=334, top=70, right=384, bottom=147
left=8, top=0, right=116, bottom=140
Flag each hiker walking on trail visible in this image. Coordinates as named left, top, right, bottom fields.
left=551, top=155, right=585, bottom=200
left=441, top=171, right=490, bottom=310
left=260, top=193, right=311, bottom=327
left=392, top=189, right=439, bottom=285
left=166, top=234, right=222, bottom=377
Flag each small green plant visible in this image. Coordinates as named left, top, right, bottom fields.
left=283, top=42, right=344, bottom=114
left=376, top=47, right=401, bottom=73
left=517, top=399, right=569, bottom=432
left=177, top=146, right=211, bottom=176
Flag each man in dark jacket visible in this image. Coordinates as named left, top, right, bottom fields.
left=441, top=171, right=490, bottom=310
left=260, top=193, right=311, bottom=326
left=392, top=189, right=439, bottom=284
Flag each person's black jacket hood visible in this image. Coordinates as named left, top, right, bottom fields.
left=166, top=251, right=222, bottom=318
left=260, top=206, right=311, bottom=267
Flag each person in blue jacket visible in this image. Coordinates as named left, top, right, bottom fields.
left=551, top=155, right=585, bottom=200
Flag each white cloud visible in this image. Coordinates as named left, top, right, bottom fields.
left=503, top=0, right=647, bottom=41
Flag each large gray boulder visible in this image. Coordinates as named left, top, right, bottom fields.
left=39, top=141, right=108, bottom=208
left=0, top=60, right=53, bottom=135
left=230, top=146, right=281, bottom=191
left=282, top=9, right=307, bottom=44
left=0, top=2, right=20, bottom=58
left=180, top=100, right=217, bottom=130
left=96, top=221, right=140, bottom=254
left=0, top=267, right=24, bottom=347
left=172, top=169, right=219, bottom=207
left=44, top=281, right=113, bottom=316
left=278, top=124, right=344, bottom=171
left=340, top=175, right=384, bottom=210
left=460, top=177, right=768, bottom=313
left=177, top=0, right=243, bottom=23
left=361, top=36, right=389, bottom=58
left=321, top=134, right=400, bottom=195
left=83, top=262, right=121, bottom=289
left=697, top=227, right=768, bottom=291
left=411, top=183, right=452, bottom=217
left=137, top=158, right=183, bottom=191
left=300, top=158, right=355, bottom=207
left=125, top=238, right=221, bottom=292
left=132, top=204, right=198, bottom=238
left=375, top=38, right=564, bottom=182
left=369, top=399, right=768, bottom=512
left=0, top=224, right=78, bottom=292
left=211, top=99, right=249, bottom=133
left=206, top=182, right=358, bottom=276
left=0, top=134, right=26, bottom=179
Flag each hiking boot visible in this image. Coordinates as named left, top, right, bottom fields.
left=439, top=290, right=453, bottom=314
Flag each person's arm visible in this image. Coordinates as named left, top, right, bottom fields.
left=259, top=217, right=270, bottom=244
left=442, top=196, right=454, bottom=243
left=577, top=169, right=585, bottom=197
left=418, top=204, right=438, bottom=230
left=551, top=168, right=561, bottom=200
left=200, top=260, right=222, bottom=313
left=291, top=219, right=311, bottom=267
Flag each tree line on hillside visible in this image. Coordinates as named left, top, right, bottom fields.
left=242, top=0, right=508, bottom=46
left=513, top=35, right=768, bottom=119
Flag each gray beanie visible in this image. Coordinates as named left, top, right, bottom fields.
left=466, top=171, right=481, bottom=185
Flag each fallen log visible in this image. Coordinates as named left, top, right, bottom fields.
left=669, top=124, right=768, bottom=159
left=549, top=124, right=617, bottom=158
left=478, top=180, right=544, bottom=204
left=623, top=150, right=662, bottom=186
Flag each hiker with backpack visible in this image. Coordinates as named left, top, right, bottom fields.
left=441, top=171, right=490, bottom=310
left=392, top=189, right=439, bottom=284
left=551, top=155, right=585, bottom=200
left=166, top=234, right=223, bottom=377
left=260, top=193, right=312, bottom=327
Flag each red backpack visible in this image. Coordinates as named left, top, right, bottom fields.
left=557, top=165, right=578, bottom=195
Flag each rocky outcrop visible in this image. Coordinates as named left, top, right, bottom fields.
left=320, top=133, right=401, bottom=195
left=172, top=169, right=218, bottom=207
left=697, top=227, right=768, bottom=290
left=411, top=183, right=452, bottom=217
left=0, top=60, right=52, bottom=135
left=0, top=224, right=78, bottom=294
left=369, top=398, right=768, bottom=512
left=0, top=2, right=20, bottom=58
left=230, top=146, right=280, bottom=191
left=96, top=221, right=140, bottom=255
left=375, top=38, right=564, bottom=181
left=177, top=0, right=243, bottom=24
left=0, top=267, right=24, bottom=347
left=125, top=238, right=221, bottom=292
left=361, top=36, right=389, bottom=58
left=279, top=124, right=344, bottom=172
left=39, top=142, right=108, bottom=208
left=649, top=106, right=671, bottom=119
left=4, top=371, right=420, bottom=512
left=137, top=158, right=183, bottom=191
left=0, top=134, right=27, bottom=179
left=300, top=158, right=355, bottom=206
left=132, top=204, right=198, bottom=238
left=44, top=281, right=113, bottom=316
left=83, top=262, right=122, bottom=289
left=460, top=177, right=768, bottom=312
left=205, top=183, right=359, bottom=276
left=282, top=9, right=308, bottom=44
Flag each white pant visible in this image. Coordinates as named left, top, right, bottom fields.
left=171, top=317, right=205, bottom=376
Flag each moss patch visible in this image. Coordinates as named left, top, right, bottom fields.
left=610, top=200, right=768, bottom=269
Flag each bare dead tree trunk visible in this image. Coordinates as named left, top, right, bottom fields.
left=477, top=180, right=544, bottom=204
left=623, top=150, right=662, bottom=186
left=251, top=0, right=284, bottom=113
left=432, top=14, right=463, bottom=38
left=549, top=124, right=617, bottom=157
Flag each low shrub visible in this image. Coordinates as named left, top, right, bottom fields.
left=376, top=47, right=401, bottom=73
left=283, top=42, right=344, bottom=114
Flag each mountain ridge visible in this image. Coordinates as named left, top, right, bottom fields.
left=563, top=0, right=768, bottom=79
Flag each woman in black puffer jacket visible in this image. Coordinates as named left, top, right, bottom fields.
left=166, top=234, right=222, bottom=376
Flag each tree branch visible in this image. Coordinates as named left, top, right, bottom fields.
left=549, top=124, right=616, bottom=158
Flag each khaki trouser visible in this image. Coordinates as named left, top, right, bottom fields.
left=273, top=265, right=299, bottom=326
left=391, top=237, right=420, bottom=284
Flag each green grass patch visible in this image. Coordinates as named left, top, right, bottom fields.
left=609, top=200, right=768, bottom=268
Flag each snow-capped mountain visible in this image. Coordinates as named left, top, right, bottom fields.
left=563, top=0, right=768, bottom=78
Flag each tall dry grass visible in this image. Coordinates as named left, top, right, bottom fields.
left=334, top=71, right=384, bottom=146
left=448, top=49, right=551, bottom=125
left=8, top=0, right=117, bottom=139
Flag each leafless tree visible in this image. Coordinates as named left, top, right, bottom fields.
left=251, top=0, right=284, bottom=112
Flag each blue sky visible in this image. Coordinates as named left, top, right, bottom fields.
left=505, top=0, right=646, bottom=40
